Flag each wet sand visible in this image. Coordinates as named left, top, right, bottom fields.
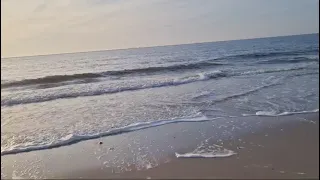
left=122, top=114, right=319, bottom=179
left=1, top=113, right=319, bottom=179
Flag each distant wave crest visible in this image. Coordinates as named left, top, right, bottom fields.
left=257, top=56, right=319, bottom=65
left=1, top=61, right=226, bottom=88
left=2, top=49, right=317, bottom=89
left=221, top=49, right=319, bottom=60
left=1, top=66, right=315, bottom=106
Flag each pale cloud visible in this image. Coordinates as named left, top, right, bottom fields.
left=1, top=0, right=318, bottom=57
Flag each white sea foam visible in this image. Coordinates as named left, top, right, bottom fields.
left=175, top=141, right=236, bottom=158
left=198, top=70, right=227, bottom=80
left=2, top=73, right=221, bottom=106
left=255, top=110, right=278, bottom=116
left=240, top=66, right=307, bottom=76
left=193, top=81, right=281, bottom=103
left=1, top=115, right=216, bottom=156
left=243, top=109, right=319, bottom=117
left=3, top=64, right=312, bottom=107
left=2, top=107, right=318, bottom=156
left=12, top=171, right=24, bottom=179
left=175, top=151, right=236, bottom=158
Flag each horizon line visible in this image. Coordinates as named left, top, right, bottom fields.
left=2, top=32, right=318, bottom=59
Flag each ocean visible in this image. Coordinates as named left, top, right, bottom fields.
left=1, top=33, right=319, bottom=156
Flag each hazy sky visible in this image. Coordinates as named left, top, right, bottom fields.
left=1, top=0, right=319, bottom=57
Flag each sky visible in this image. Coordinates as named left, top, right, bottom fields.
left=1, top=0, right=319, bottom=57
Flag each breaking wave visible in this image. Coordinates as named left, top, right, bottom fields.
left=2, top=66, right=314, bottom=106
left=1, top=61, right=226, bottom=88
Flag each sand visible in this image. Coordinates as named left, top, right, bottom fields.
left=122, top=115, right=319, bottom=179
left=1, top=113, right=319, bottom=179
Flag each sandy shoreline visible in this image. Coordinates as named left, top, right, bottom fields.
left=1, top=113, right=319, bottom=179
left=121, top=114, right=319, bottom=179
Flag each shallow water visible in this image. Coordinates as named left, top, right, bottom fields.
left=1, top=34, right=319, bottom=155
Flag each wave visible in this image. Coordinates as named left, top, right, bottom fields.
left=257, top=56, right=319, bottom=65
left=289, top=72, right=319, bottom=78
left=1, top=73, right=103, bottom=89
left=1, top=73, right=219, bottom=106
left=2, top=108, right=318, bottom=155
left=175, top=150, right=236, bottom=158
left=240, top=66, right=309, bottom=76
left=221, top=49, right=319, bottom=60
left=3, top=49, right=316, bottom=89
left=199, top=65, right=312, bottom=81
left=1, top=115, right=218, bottom=156
left=192, top=80, right=282, bottom=102
left=198, top=70, right=229, bottom=80
left=175, top=140, right=236, bottom=158
left=1, top=61, right=226, bottom=89
left=2, top=66, right=312, bottom=107
left=243, top=109, right=319, bottom=117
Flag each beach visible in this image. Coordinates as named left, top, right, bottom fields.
left=2, top=0, right=319, bottom=178
left=1, top=34, right=319, bottom=179
left=1, top=113, right=318, bottom=179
